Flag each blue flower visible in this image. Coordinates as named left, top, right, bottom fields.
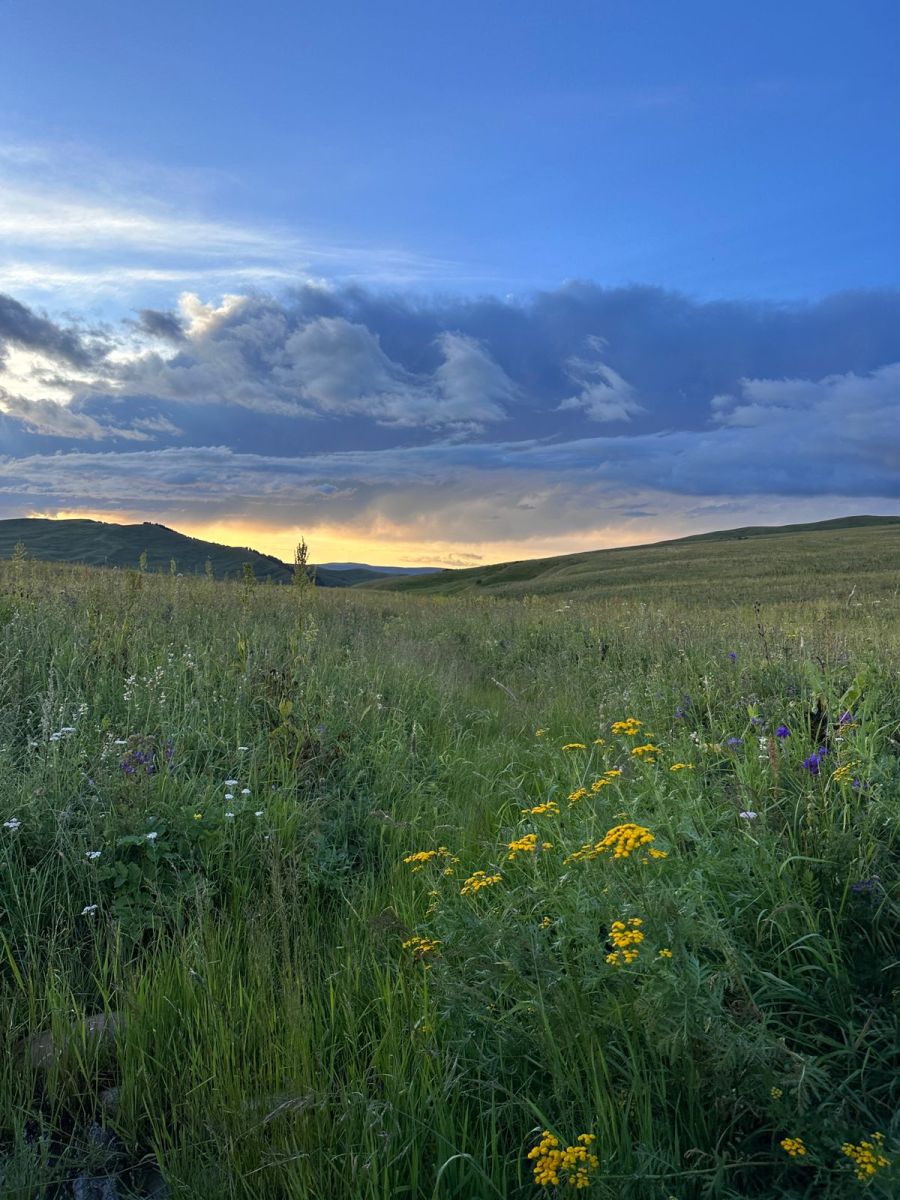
left=775, top=724, right=790, bottom=739
left=801, top=754, right=821, bottom=775
left=726, top=736, right=743, bottom=747
left=727, top=652, right=737, bottom=663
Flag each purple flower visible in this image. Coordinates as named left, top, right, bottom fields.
left=801, top=754, right=821, bottom=775
left=674, top=708, right=686, bottom=720
left=739, top=810, right=758, bottom=821
left=775, top=725, right=790, bottom=739
left=850, top=879, right=875, bottom=894
left=727, top=652, right=737, bottom=663
left=750, top=716, right=762, bottom=726
left=726, top=737, right=743, bottom=748
left=839, top=711, right=854, bottom=726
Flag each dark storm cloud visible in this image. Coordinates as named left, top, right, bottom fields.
left=1, top=282, right=899, bottom=537
left=0, top=292, right=101, bottom=368
left=133, top=308, right=186, bottom=342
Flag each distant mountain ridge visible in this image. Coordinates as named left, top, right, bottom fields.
left=0, top=518, right=439, bottom=587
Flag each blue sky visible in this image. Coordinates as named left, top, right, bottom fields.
left=0, top=1, right=898, bottom=564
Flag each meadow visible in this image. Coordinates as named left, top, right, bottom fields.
left=0, top=551, right=896, bottom=1198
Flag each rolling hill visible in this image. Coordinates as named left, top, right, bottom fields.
left=360, top=515, right=900, bottom=605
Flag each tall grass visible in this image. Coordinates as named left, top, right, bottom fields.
left=0, top=558, right=896, bottom=1197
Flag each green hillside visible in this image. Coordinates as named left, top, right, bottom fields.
left=0, top=518, right=295, bottom=582
left=362, top=515, right=900, bottom=605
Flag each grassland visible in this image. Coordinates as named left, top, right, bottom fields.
left=362, top=516, right=900, bottom=604
left=0, top=549, right=897, bottom=1198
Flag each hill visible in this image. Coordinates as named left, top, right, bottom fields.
left=0, top=518, right=296, bottom=582
left=361, top=515, right=900, bottom=605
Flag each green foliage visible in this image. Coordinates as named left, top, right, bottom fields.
left=0, top=556, right=896, bottom=1198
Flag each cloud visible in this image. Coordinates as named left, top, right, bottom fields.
left=0, top=292, right=100, bottom=368
left=0, top=282, right=898, bottom=552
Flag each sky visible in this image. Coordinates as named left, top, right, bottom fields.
left=0, top=0, right=898, bottom=566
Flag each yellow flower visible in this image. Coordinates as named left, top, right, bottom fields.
left=611, top=718, right=642, bottom=736
left=527, top=1131, right=599, bottom=1189
left=561, top=742, right=587, bottom=751
left=568, top=788, right=589, bottom=804
left=841, top=1132, right=890, bottom=1181
left=565, top=823, right=661, bottom=863
left=592, top=737, right=605, bottom=745
left=403, top=846, right=460, bottom=873
left=460, top=870, right=502, bottom=896
left=192, top=812, right=203, bottom=820
left=658, top=948, right=673, bottom=958
left=780, top=1137, right=806, bottom=1158
left=539, top=915, right=552, bottom=929
left=507, top=833, right=552, bottom=861
left=535, top=728, right=546, bottom=737
left=402, top=935, right=441, bottom=959
left=630, top=743, right=658, bottom=761
left=669, top=762, right=694, bottom=772
left=770, top=1087, right=782, bottom=1100
left=523, top=801, right=561, bottom=816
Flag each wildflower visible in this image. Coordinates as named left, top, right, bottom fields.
left=527, top=1131, right=599, bottom=1189
left=841, top=1132, right=890, bottom=1182
left=241, top=788, right=251, bottom=795
left=658, top=948, right=673, bottom=958
left=224, top=792, right=234, bottom=800
left=611, top=718, right=642, bottom=736
left=224, top=779, right=239, bottom=786
left=592, top=737, right=605, bottom=746
left=838, top=711, right=854, bottom=726
left=565, top=823, right=663, bottom=863
left=402, top=935, right=441, bottom=960
left=80, top=904, right=99, bottom=916
left=669, top=763, right=693, bottom=772
left=780, top=1137, right=806, bottom=1158
left=775, top=724, right=790, bottom=739
left=726, top=737, right=743, bottom=748
left=238, top=745, right=249, bottom=751
left=801, top=754, right=821, bottom=775
left=507, top=833, right=552, bottom=861
left=85, top=850, right=102, bottom=861
left=225, top=811, right=235, bottom=818
left=831, top=763, right=856, bottom=785
left=727, top=651, right=737, bottom=663
left=254, top=810, right=264, bottom=817
left=606, top=917, right=645, bottom=966
left=568, top=787, right=588, bottom=804
left=851, top=879, right=876, bottom=894
left=460, top=870, right=502, bottom=896
left=539, top=916, right=553, bottom=929
left=630, top=743, right=658, bottom=764
left=403, top=847, right=459, bottom=873
left=145, top=831, right=158, bottom=841
left=739, top=811, right=758, bottom=821
left=524, top=801, right=560, bottom=815
left=534, top=728, right=546, bottom=737
left=193, top=812, right=202, bottom=820
left=561, top=742, right=587, bottom=751
left=770, top=1087, right=783, bottom=1100
left=3, top=817, right=21, bottom=831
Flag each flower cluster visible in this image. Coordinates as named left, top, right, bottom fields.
left=565, top=823, right=666, bottom=863
left=561, top=742, right=587, bottom=751
left=630, top=743, right=658, bottom=764
left=523, top=801, right=560, bottom=816
left=460, top=870, right=502, bottom=896
left=606, top=917, right=644, bottom=966
left=507, top=833, right=552, bottom=861
left=568, top=788, right=588, bottom=804
left=401, top=935, right=441, bottom=960
left=527, top=1131, right=599, bottom=1189
left=669, top=762, right=693, bottom=772
left=841, top=1132, right=889, bottom=1182
left=403, top=846, right=459, bottom=874
left=780, top=1136, right=806, bottom=1158
left=611, top=718, right=642, bottom=736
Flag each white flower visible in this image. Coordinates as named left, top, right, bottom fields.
left=224, top=779, right=239, bottom=786
left=739, top=811, right=758, bottom=821
left=3, top=817, right=21, bottom=831
left=225, top=811, right=235, bottom=818
left=113, top=739, right=127, bottom=746
left=238, top=746, right=249, bottom=751
left=241, top=788, right=251, bottom=795
left=145, top=831, right=159, bottom=841
left=81, top=904, right=99, bottom=916
left=224, top=792, right=234, bottom=801
left=85, top=850, right=102, bottom=860
left=254, top=810, right=264, bottom=818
